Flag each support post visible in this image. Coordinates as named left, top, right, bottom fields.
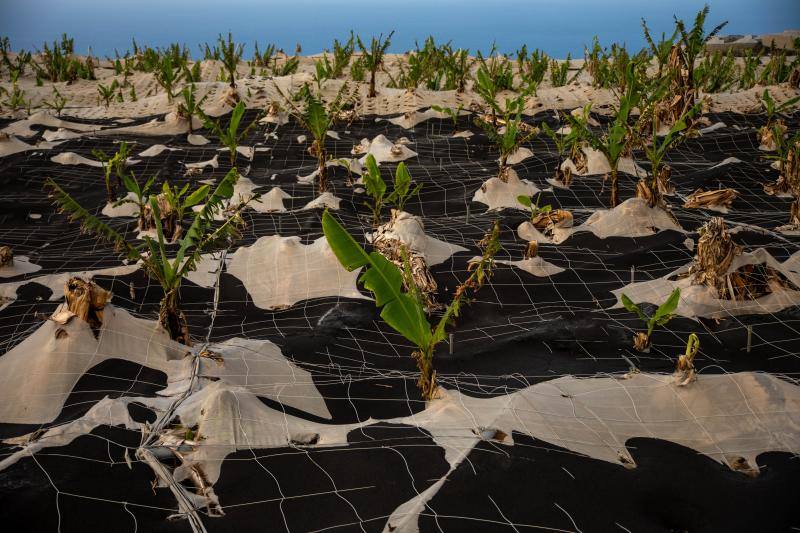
left=746, top=325, right=752, bottom=353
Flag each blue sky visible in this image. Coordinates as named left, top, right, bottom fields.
left=1, top=0, right=797, bottom=57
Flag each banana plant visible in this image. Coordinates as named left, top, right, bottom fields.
left=549, top=54, right=580, bottom=87
left=674, top=6, right=728, bottom=95
left=475, top=93, right=537, bottom=181
left=322, top=210, right=500, bottom=399
left=9, top=51, right=32, bottom=81
left=540, top=118, right=585, bottom=184
left=641, top=18, right=678, bottom=78
left=766, top=129, right=800, bottom=178
left=516, top=45, right=548, bottom=90
left=251, top=42, right=275, bottom=69
left=759, top=48, right=800, bottom=85
left=362, top=153, right=422, bottom=227
left=760, top=89, right=800, bottom=132
left=2, top=82, right=28, bottom=113
left=330, top=32, right=356, bottom=77
left=572, top=62, right=642, bottom=206
left=738, top=49, right=763, bottom=90
left=695, top=50, right=737, bottom=93
left=314, top=32, right=355, bottom=82
left=118, top=53, right=136, bottom=86
left=621, top=287, right=681, bottom=352
left=474, top=63, right=500, bottom=124
left=93, top=142, right=131, bottom=203
left=349, top=56, right=367, bottom=82
left=177, top=83, right=208, bottom=133
left=274, top=52, right=300, bottom=76
left=442, top=46, right=471, bottom=93
left=153, top=54, right=183, bottom=103
left=42, top=86, right=67, bottom=116
left=277, top=83, right=356, bottom=192
left=218, top=32, right=244, bottom=90
left=182, top=60, right=202, bottom=83
left=97, top=80, right=119, bottom=107
left=357, top=32, right=394, bottom=97
left=154, top=181, right=212, bottom=242
left=476, top=46, right=514, bottom=91
left=675, top=333, right=700, bottom=384
left=517, top=193, right=552, bottom=223
left=314, top=57, right=334, bottom=89
left=114, top=170, right=157, bottom=230
left=45, top=169, right=256, bottom=344
left=430, top=104, right=465, bottom=131
left=639, top=102, right=699, bottom=207
left=202, top=101, right=258, bottom=166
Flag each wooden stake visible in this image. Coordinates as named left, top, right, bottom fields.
left=746, top=325, right=752, bottom=353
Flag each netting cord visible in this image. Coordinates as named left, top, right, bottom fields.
left=134, top=248, right=228, bottom=532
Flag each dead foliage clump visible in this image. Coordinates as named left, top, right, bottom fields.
left=791, top=199, right=800, bottom=227
left=372, top=229, right=438, bottom=310
left=687, top=217, right=798, bottom=300
left=636, top=165, right=674, bottom=209
left=0, top=245, right=12, bottom=267
left=632, top=331, right=651, bottom=352
left=688, top=217, right=741, bottom=298
left=763, top=174, right=792, bottom=197
left=727, top=455, right=759, bottom=477
left=570, top=145, right=588, bottom=176
left=530, top=209, right=573, bottom=240
left=554, top=165, right=573, bottom=188
left=142, top=193, right=182, bottom=241
left=64, top=277, right=111, bottom=331
left=759, top=120, right=786, bottom=151
left=683, top=188, right=738, bottom=210
left=653, top=46, right=696, bottom=130
left=767, top=139, right=800, bottom=227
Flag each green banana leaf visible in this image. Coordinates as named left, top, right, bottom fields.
left=322, top=210, right=431, bottom=349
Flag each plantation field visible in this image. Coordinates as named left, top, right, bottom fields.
left=1, top=19, right=800, bottom=533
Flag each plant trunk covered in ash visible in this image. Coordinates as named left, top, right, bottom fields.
left=764, top=157, right=794, bottom=197
left=636, top=165, right=674, bottom=209
left=791, top=199, right=800, bottom=227
left=608, top=169, right=620, bottom=207
left=309, top=139, right=328, bottom=193
left=159, top=288, right=191, bottom=346
left=498, top=153, right=510, bottom=182
left=523, top=240, right=538, bottom=259
left=674, top=333, right=700, bottom=386
left=571, top=145, right=588, bottom=175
